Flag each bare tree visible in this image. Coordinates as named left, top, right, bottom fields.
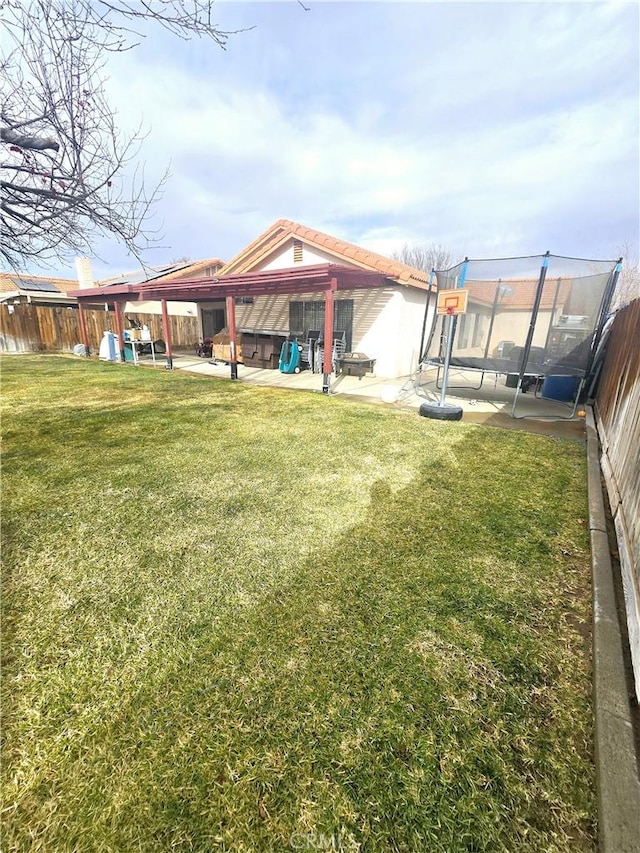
left=392, top=242, right=456, bottom=273
left=1, top=1, right=241, bottom=269
left=611, top=240, right=640, bottom=309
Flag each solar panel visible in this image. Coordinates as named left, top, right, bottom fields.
left=145, top=265, right=187, bottom=281
left=102, top=263, right=187, bottom=287
left=14, top=277, right=61, bottom=293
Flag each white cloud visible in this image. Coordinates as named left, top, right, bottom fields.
left=43, top=1, right=640, bottom=275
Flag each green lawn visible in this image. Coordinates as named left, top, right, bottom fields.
left=1, top=355, right=594, bottom=852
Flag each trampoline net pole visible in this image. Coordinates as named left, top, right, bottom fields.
left=585, top=259, right=622, bottom=380
left=511, top=252, right=549, bottom=417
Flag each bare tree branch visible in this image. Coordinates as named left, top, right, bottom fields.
left=1, top=128, right=60, bottom=152
left=1, top=0, right=244, bottom=269
left=612, top=240, right=640, bottom=309
left=392, top=242, right=457, bottom=273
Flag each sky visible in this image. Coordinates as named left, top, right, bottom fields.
left=42, top=1, right=640, bottom=279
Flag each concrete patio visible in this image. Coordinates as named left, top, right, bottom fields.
left=143, top=351, right=587, bottom=438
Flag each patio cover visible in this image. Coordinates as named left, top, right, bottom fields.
left=69, top=263, right=403, bottom=390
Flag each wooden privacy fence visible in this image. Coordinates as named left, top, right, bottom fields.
left=0, top=304, right=200, bottom=354
left=594, top=298, right=640, bottom=701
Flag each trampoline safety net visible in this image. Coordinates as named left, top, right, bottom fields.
left=422, top=253, right=620, bottom=382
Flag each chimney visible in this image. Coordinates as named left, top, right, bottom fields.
left=75, top=257, right=94, bottom=289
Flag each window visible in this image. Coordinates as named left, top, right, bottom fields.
left=293, top=239, right=303, bottom=263
left=289, top=299, right=353, bottom=351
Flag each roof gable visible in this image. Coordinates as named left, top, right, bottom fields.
left=218, top=219, right=432, bottom=289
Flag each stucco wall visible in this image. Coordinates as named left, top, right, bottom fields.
left=225, top=286, right=428, bottom=379
left=487, top=309, right=554, bottom=351
left=356, top=288, right=429, bottom=378
left=398, top=286, right=432, bottom=376
left=234, top=294, right=291, bottom=331
left=449, top=307, right=556, bottom=358
left=124, top=300, right=198, bottom=317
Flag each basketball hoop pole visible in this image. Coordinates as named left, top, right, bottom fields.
left=438, top=311, right=455, bottom=407
left=438, top=258, right=468, bottom=407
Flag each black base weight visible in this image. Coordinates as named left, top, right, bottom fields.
left=419, top=403, right=463, bottom=421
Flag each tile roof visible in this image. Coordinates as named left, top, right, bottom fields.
left=464, top=278, right=573, bottom=310
left=218, top=219, right=433, bottom=289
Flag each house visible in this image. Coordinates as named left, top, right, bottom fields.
left=198, top=219, right=433, bottom=378
left=71, top=219, right=436, bottom=383
left=0, top=272, right=79, bottom=307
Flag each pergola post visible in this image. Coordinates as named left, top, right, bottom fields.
left=113, top=301, right=126, bottom=363
left=226, top=295, right=238, bottom=380
left=160, top=299, right=174, bottom=369
left=322, top=276, right=337, bottom=394
left=77, top=303, right=90, bottom=355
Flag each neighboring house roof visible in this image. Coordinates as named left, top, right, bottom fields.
left=97, top=258, right=224, bottom=287
left=153, top=258, right=224, bottom=282
left=0, top=259, right=226, bottom=303
left=218, top=219, right=433, bottom=289
left=0, top=272, right=78, bottom=302
left=464, top=279, right=573, bottom=311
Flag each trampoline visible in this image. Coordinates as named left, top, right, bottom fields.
left=418, top=252, right=622, bottom=419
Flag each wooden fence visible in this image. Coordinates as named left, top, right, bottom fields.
left=594, top=298, right=640, bottom=701
left=0, top=303, right=200, bottom=354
